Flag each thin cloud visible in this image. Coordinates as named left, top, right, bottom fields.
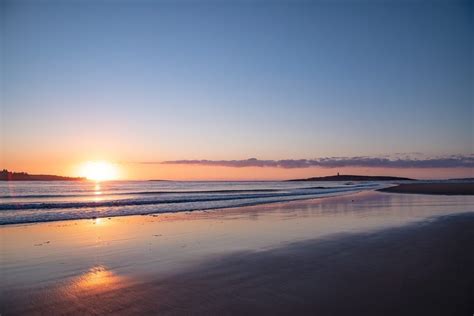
left=147, top=155, right=474, bottom=169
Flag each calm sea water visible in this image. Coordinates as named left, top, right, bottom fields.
left=0, top=180, right=385, bottom=225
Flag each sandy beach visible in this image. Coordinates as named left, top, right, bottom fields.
left=378, top=182, right=474, bottom=195
left=1, top=190, right=473, bottom=315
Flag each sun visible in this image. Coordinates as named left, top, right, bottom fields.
left=79, top=161, right=119, bottom=182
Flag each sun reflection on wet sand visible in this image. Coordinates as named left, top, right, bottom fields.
left=65, top=265, right=127, bottom=295
left=92, top=217, right=104, bottom=225
left=14, top=265, right=141, bottom=315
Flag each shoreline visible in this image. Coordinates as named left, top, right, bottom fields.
left=2, top=181, right=473, bottom=226
left=0, top=189, right=372, bottom=226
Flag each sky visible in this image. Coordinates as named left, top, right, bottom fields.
left=1, top=0, right=473, bottom=180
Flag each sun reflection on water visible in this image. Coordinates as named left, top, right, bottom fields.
left=94, top=183, right=102, bottom=195
left=92, top=183, right=104, bottom=202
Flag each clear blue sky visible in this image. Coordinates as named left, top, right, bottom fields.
left=1, top=0, right=472, bottom=178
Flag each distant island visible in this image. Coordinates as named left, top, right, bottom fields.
left=0, top=169, right=85, bottom=181
left=288, top=174, right=415, bottom=182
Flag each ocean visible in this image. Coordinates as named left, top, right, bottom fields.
left=0, top=180, right=383, bottom=225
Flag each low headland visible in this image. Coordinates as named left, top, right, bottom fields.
left=0, top=169, right=85, bottom=181
left=288, top=174, right=414, bottom=181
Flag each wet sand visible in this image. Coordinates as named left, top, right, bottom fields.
left=1, top=191, right=473, bottom=315
left=378, top=182, right=474, bottom=195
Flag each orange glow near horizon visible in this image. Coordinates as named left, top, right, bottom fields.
left=78, top=161, right=120, bottom=181
left=2, top=158, right=472, bottom=181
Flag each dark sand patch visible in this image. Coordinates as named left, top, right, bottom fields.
left=378, top=183, right=474, bottom=195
